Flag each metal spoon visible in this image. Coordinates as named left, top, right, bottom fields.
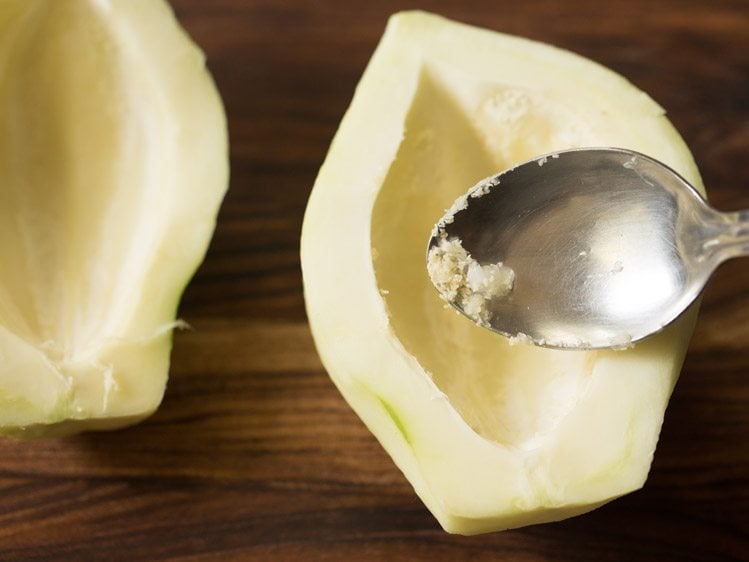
left=426, top=147, right=748, bottom=349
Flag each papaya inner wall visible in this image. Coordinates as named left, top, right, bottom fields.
left=0, top=1, right=162, bottom=355
left=371, top=65, right=602, bottom=447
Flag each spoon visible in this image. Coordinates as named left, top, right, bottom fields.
left=426, top=147, right=748, bottom=349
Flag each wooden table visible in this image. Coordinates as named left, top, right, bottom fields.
left=2, top=1, right=747, bottom=560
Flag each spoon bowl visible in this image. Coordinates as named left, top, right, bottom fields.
left=427, top=147, right=748, bottom=349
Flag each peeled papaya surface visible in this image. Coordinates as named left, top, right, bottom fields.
left=0, top=0, right=228, bottom=437
left=301, top=11, right=703, bottom=534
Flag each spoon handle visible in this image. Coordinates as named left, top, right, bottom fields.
left=706, top=209, right=749, bottom=263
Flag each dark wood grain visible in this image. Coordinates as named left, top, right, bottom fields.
left=1, top=1, right=747, bottom=560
